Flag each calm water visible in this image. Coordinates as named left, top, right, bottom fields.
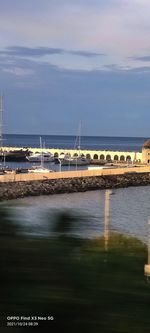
left=7, top=185, right=150, bottom=244
left=4, top=134, right=147, bottom=151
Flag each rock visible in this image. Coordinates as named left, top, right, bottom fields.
left=0, top=172, right=150, bottom=201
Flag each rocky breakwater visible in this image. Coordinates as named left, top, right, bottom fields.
left=0, top=172, right=150, bottom=201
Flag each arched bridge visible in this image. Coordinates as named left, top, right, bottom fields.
left=3, top=147, right=142, bottom=162
left=7, top=147, right=141, bottom=163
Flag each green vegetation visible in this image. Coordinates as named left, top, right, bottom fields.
left=0, top=208, right=150, bottom=332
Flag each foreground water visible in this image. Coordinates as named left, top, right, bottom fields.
left=7, top=185, right=150, bottom=243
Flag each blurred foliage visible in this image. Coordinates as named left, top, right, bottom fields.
left=0, top=206, right=150, bottom=332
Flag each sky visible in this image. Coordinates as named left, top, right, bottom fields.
left=0, top=0, right=150, bottom=136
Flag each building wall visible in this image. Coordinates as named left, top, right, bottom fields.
left=142, top=148, right=150, bottom=164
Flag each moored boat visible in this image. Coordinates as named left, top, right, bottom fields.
left=28, top=165, right=53, bottom=173
left=60, top=122, right=90, bottom=166
left=61, top=155, right=90, bottom=166
left=15, top=168, right=29, bottom=174
left=0, top=149, right=29, bottom=162
left=27, top=152, right=54, bottom=163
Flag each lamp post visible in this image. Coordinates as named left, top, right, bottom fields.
left=68, top=158, right=71, bottom=171
left=58, top=158, right=62, bottom=172
left=76, top=156, right=78, bottom=171
left=104, top=189, right=112, bottom=251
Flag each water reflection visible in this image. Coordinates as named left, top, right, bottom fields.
left=104, top=189, right=112, bottom=251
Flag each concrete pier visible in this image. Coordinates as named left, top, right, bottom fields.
left=0, top=165, right=150, bottom=183
left=0, top=169, right=150, bottom=201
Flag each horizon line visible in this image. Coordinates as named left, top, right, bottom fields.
left=2, top=133, right=149, bottom=139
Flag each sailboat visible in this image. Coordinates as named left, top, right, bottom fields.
left=27, top=138, right=54, bottom=162
left=61, top=155, right=89, bottom=166
left=0, top=93, right=5, bottom=168
left=0, top=94, right=13, bottom=173
left=27, top=152, right=54, bottom=163
left=28, top=137, right=53, bottom=173
left=61, top=123, right=90, bottom=166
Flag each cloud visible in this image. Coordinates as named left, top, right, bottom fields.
left=0, top=46, right=106, bottom=72
left=69, top=50, right=103, bottom=57
left=1, top=45, right=150, bottom=75
left=0, top=5, right=150, bottom=85
left=0, top=0, right=150, bottom=71
left=1, top=57, right=150, bottom=137
left=0, top=46, right=63, bottom=57
left=1, top=0, right=150, bottom=136
left=2, top=67, right=34, bottom=77
left=0, top=46, right=104, bottom=58
left=0, top=0, right=120, bottom=13
left=132, top=56, right=150, bottom=62
left=126, top=66, right=150, bottom=73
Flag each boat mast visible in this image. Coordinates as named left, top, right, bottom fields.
left=78, top=121, right=81, bottom=151
left=74, top=121, right=82, bottom=150
left=0, top=93, right=3, bottom=150
left=40, top=136, right=44, bottom=167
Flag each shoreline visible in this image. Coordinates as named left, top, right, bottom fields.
left=0, top=173, right=150, bottom=201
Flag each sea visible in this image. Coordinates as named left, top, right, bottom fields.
left=2, top=134, right=150, bottom=244
left=3, top=133, right=147, bottom=151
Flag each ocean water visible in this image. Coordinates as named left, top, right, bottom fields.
left=4, top=134, right=147, bottom=152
